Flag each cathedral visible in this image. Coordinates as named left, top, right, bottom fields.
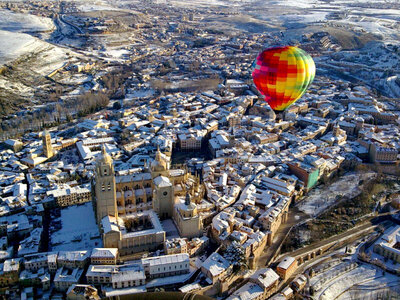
left=94, top=146, right=204, bottom=255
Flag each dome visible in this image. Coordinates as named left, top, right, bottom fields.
left=151, top=148, right=167, bottom=172
left=98, top=144, right=112, bottom=165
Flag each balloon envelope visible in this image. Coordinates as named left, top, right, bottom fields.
left=252, top=46, right=315, bottom=112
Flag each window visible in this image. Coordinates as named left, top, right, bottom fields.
left=163, top=191, right=168, bottom=196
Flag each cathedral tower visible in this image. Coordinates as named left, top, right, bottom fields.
left=42, top=130, right=54, bottom=158
left=95, top=145, right=118, bottom=223
left=152, top=175, right=174, bottom=219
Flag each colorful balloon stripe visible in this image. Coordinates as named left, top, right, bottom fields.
left=252, top=46, right=316, bottom=112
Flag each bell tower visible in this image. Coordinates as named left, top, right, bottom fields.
left=42, top=130, right=54, bottom=158
left=153, top=175, right=174, bottom=219
left=95, top=145, right=118, bottom=223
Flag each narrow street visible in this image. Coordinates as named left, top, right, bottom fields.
left=256, top=206, right=309, bottom=268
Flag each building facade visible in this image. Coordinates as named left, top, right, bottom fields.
left=141, top=253, right=190, bottom=279
left=42, top=130, right=54, bottom=159
left=95, top=146, right=118, bottom=223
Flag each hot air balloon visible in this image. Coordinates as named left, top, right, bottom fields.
left=252, top=46, right=315, bottom=112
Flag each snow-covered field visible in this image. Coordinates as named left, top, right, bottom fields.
left=168, top=0, right=243, bottom=7
left=0, top=30, right=45, bottom=66
left=77, top=3, right=120, bottom=12
left=311, top=262, right=400, bottom=300
left=270, top=0, right=320, bottom=8
left=0, top=9, right=60, bottom=66
left=0, top=10, right=54, bottom=33
left=297, top=172, right=376, bottom=217
left=280, top=11, right=329, bottom=24
left=50, top=202, right=102, bottom=251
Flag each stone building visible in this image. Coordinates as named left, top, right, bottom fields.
left=373, top=226, right=400, bottom=264
left=42, top=130, right=54, bottom=159
left=173, top=193, right=203, bottom=238
left=95, top=146, right=118, bottom=223
left=101, top=211, right=166, bottom=256
left=141, top=253, right=190, bottom=279
left=90, top=248, right=118, bottom=265
left=276, top=256, right=297, bottom=280
left=95, top=147, right=204, bottom=255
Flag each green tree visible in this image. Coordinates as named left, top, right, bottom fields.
left=223, top=242, right=248, bottom=273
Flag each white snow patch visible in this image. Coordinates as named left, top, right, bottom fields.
left=0, top=30, right=44, bottom=65
left=280, top=11, right=328, bottom=23
left=380, top=76, right=400, bottom=98
left=50, top=202, right=102, bottom=251
left=298, top=172, right=376, bottom=217
left=0, top=9, right=54, bottom=33
left=104, top=48, right=130, bottom=58
left=77, top=3, right=120, bottom=12
left=270, top=0, right=320, bottom=8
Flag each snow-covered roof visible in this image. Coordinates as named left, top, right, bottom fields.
left=91, top=248, right=118, bottom=259
left=227, top=282, right=264, bottom=300
left=101, top=216, right=120, bottom=234
left=250, top=268, right=280, bottom=289
left=277, top=256, right=296, bottom=270
left=141, top=253, right=189, bottom=267
left=201, top=252, right=230, bottom=278
left=153, top=175, right=172, bottom=187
